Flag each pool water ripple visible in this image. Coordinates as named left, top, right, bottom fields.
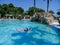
left=0, top=20, right=60, bottom=45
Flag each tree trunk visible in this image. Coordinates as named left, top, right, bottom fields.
left=47, top=0, right=49, bottom=12
left=34, top=0, right=36, bottom=14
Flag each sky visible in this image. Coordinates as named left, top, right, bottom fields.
left=0, top=0, right=60, bottom=16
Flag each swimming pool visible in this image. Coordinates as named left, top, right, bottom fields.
left=0, top=20, right=60, bottom=45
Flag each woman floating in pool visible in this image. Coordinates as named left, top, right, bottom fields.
left=16, top=28, right=31, bottom=32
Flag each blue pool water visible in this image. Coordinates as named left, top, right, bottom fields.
left=0, top=20, right=60, bottom=45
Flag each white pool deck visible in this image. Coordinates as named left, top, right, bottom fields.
left=50, top=22, right=59, bottom=25
left=50, top=22, right=60, bottom=29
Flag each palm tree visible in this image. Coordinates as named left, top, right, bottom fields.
left=47, top=0, right=49, bottom=12
left=44, top=0, right=52, bottom=12
left=34, top=0, right=36, bottom=14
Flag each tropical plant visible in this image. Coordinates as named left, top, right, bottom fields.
left=27, top=7, right=35, bottom=16
left=17, top=7, right=24, bottom=14
left=0, top=3, right=24, bottom=18
left=27, top=7, right=45, bottom=16
left=57, top=12, right=60, bottom=16
left=48, top=10, right=54, bottom=14
left=8, top=3, right=14, bottom=14
left=13, top=7, right=24, bottom=18
left=37, top=9, right=45, bottom=13
left=0, top=4, right=8, bottom=17
left=57, top=11, right=60, bottom=24
left=0, top=4, right=2, bottom=18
